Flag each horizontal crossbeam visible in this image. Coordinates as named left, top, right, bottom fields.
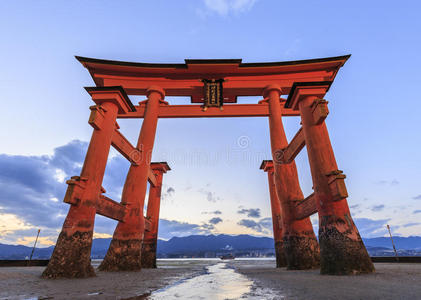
left=63, top=175, right=155, bottom=231
left=111, top=129, right=140, bottom=166
left=148, top=168, right=157, bottom=187
left=294, top=193, right=317, bottom=220
left=96, top=195, right=126, bottom=222
left=96, top=195, right=151, bottom=232
left=111, top=129, right=159, bottom=187
left=281, top=127, right=306, bottom=164
left=117, top=103, right=300, bottom=119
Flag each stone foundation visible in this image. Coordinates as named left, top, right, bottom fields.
left=42, top=231, right=95, bottom=278
left=319, top=215, right=375, bottom=275
left=274, top=241, right=286, bottom=268
left=141, top=242, right=157, bottom=268
left=283, top=234, right=320, bottom=270
left=99, top=239, right=142, bottom=271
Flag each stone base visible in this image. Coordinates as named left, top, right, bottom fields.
left=99, top=239, right=142, bottom=271
left=141, top=242, right=157, bottom=268
left=319, top=215, right=375, bottom=275
left=283, top=235, right=320, bottom=270
left=275, top=241, right=287, bottom=268
left=42, top=231, right=95, bottom=278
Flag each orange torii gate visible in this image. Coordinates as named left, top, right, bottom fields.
left=43, top=55, right=374, bottom=278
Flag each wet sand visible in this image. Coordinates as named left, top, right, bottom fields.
left=149, top=262, right=256, bottom=299
left=1, top=259, right=421, bottom=299
left=232, top=259, right=421, bottom=300
left=0, top=259, right=217, bottom=299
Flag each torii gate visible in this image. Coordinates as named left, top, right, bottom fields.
left=43, top=55, right=374, bottom=278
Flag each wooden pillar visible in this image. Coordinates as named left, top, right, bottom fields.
left=43, top=87, right=132, bottom=278
left=297, top=92, right=374, bottom=275
left=261, top=160, right=286, bottom=267
left=99, top=86, right=165, bottom=272
left=265, top=85, right=320, bottom=270
left=141, top=162, right=170, bottom=268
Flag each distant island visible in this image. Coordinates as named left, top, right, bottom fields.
left=1, top=234, right=421, bottom=260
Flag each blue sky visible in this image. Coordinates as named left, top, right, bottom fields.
left=0, top=0, right=420, bottom=246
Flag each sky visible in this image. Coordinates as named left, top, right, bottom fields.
left=1, top=0, right=421, bottom=247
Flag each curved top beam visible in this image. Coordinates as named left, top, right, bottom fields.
left=75, top=55, right=350, bottom=70
left=75, top=55, right=350, bottom=100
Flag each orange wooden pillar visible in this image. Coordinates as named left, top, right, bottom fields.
left=99, top=86, right=165, bottom=271
left=264, top=85, right=320, bottom=270
left=260, top=160, right=286, bottom=267
left=291, top=82, right=374, bottom=274
left=42, top=87, right=133, bottom=278
left=141, top=162, right=170, bottom=268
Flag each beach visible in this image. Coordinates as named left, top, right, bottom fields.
left=1, top=259, right=421, bottom=299
left=0, top=259, right=215, bottom=299
left=231, top=259, right=421, bottom=299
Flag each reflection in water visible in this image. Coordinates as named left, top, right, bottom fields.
left=148, top=262, right=252, bottom=300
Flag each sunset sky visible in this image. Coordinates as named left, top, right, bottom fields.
left=1, top=0, right=421, bottom=247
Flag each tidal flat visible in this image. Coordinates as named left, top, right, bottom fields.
left=1, top=259, right=421, bottom=299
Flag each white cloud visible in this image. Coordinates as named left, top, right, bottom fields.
left=15, top=236, right=55, bottom=247
left=237, top=217, right=272, bottom=234
left=354, top=218, right=389, bottom=238
left=158, top=219, right=213, bottom=239
left=203, top=0, right=258, bottom=16
left=54, top=169, right=66, bottom=183
left=93, top=232, right=113, bottom=239
left=0, top=213, right=32, bottom=237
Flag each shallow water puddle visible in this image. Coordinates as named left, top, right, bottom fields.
left=148, top=262, right=252, bottom=299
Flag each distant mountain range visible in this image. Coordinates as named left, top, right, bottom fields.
left=1, top=234, right=421, bottom=259
left=362, top=236, right=421, bottom=249
left=157, top=234, right=274, bottom=254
